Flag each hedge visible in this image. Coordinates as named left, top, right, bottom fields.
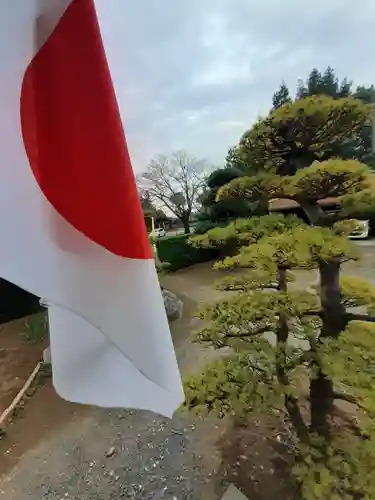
left=156, top=234, right=219, bottom=271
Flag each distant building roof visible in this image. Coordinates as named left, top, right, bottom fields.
left=269, top=197, right=339, bottom=211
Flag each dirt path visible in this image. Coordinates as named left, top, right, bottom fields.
left=161, top=262, right=228, bottom=375
left=0, top=317, right=48, bottom=413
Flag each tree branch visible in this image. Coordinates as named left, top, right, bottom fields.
left=224, top=326, right=272, bottom=340
left=274, top=266, right=310, bottom=441
left=303, top=310, right=323, bottom=318
left=139, top=150, right=206, bottom=225
left=333, top=391, right=373, bottom=414
left=346, top=312, right=375, bottom=323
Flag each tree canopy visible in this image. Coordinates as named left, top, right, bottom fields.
left=198, top=167, right=254, bottom=223
left=272, top=81, right=292, bottom=109
left=227, top=67, right=375, bottom=175
left=138, top=150, right=207, bottom=234
left=227, top=96, right=371, bottom=176
left=274, top=66, right=374, bottom=103
left=354, top=84, right=375, bottom=104
left=296, top=66, right=352, bottom=99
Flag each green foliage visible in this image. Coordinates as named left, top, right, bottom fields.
left=156, top=234, right=218, bottom=271
left=340, top=276, right=375, bottom=311
left=272, top=81, right=292, bottom=109
left=200, top=167, right=253, bottom=223
left=206, top=167, right=243, bottom=189
left=319, top=321, right=375, bottom=414
left=190, top=214, right=303, bottom=251
left=196, top=288, right=319, bottom=349
left=291, top=159, right=372, bottom=201
left=216, top=172, right=284, bottom=203
left=216, top=269, right=295, bottom=293
left=184, top=348, right=279, bottom=418
left=283, top=67, right=375, bottom=105
left=227, top=96, right=370, bottom=175
left=218, top=159, right=372, bottom=205
left=24, top=312, right=48, bottom=344
left=218, top=157, right=373, bottom=230
left=217, top=226, right=358, bottom=271
left=205, top=198, right=254, bottom=222
left=340, top=187, right=375, bottom=218
left=34, top=362, right=53, bottom=387
left=354, top=84, right=375, bottom=104
left=332, top=219, right=362, bottom=236
left=268, top=69, right=375, bottom=171
left=294, top=432, right=375, bottom=500
left=296, top=66, right=352, bottom=100
left=193, top=220, right=220, bottom=235
left=298, top=320, right=375, bottom=499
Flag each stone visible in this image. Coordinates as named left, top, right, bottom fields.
left=43, top=346, right=52, bottom=364
left=162, top=289, right=183, bottom=322
left=221, top=485, right=250, bottom=500
left=105, top=446, right=116, bottom=458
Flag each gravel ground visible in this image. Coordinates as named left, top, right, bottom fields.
left=0, top=408, right=222, bottom=500
left=7, top=246, right=375, bottom=500
left=0, top=263, right=228, bottom=500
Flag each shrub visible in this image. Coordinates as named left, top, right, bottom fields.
left=24, top=312, right=48, bottom=344
left=156, top=234, right=219, bottom=271
left=193, top=220, right=219, bottom=235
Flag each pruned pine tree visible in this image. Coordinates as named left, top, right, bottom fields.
left=186, top=158, right=375, bottom=499
left=226, top=96, right=371, bottom=175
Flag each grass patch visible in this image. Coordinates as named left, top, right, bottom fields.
left=24, top=312, right=48, bottom=344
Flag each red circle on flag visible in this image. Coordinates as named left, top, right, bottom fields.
left=21, top=0, right=152, bottom=260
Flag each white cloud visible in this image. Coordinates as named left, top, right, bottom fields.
left=96, top=0, right=375, bottom=173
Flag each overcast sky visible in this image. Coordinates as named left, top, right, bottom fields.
left=96, top=0, right=375, bottom=173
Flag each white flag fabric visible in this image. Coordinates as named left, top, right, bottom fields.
left=0, top=0, right=184, bottom=417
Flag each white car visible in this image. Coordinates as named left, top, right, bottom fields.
left=151, top=228, right=166, bottom=238
left=348, top=220, right=369, bottom=239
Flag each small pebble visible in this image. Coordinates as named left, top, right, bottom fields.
left=105, top=447, right=116, bottom=458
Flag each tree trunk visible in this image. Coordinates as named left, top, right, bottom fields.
left=310, top=260, right=346, bottom=436
left=277, top=267, right=310, bottom=441
left=298, top=200, right=347, bottom=436
left=182, top=218, right=190, bottom=234
left=255, top=197, right=269, bottom=216
left=319, top=260, right=346, bottom=340
left=299, top=201, right=327, bottom=226
left=310, top=373, right=333, bottom=437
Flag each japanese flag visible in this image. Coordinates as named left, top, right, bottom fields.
left=0, top=0, right=184, bottom=417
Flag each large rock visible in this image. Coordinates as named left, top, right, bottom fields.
left=162, top=289, right=183, bottom=322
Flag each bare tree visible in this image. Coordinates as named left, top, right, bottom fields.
left=139, top=150, right=207, bottom=234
